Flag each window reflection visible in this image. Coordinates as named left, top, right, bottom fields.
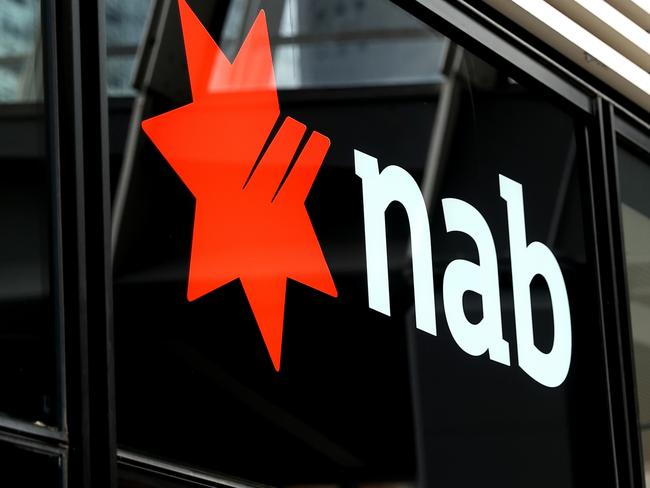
left=0, top=0, right=42, bottom=102
left=104, top=0, right=446, bottom=95
left=223, top=0, right=446, bottom=88
left=106, top=0, right=152, bottom=95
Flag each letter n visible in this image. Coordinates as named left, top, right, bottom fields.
left=354, top=150, right=436, bottom=335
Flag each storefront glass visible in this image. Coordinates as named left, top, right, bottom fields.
left=0, top=0, right=59, bottom=428
left=107, top=0, right=618, bottom=487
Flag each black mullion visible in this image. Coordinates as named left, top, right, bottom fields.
left=42, top=0, right=68, bottom=437
left=77, top=0, right=117, bottom=485
left=52, top=0, right=92, bottom=484
left=591, top=98, right=646, bottom=488
left=602, top=100, right=646, bottom=488
left=49, top=0, right=117, bottom=486
left=582, top=113, right=622, bottom=488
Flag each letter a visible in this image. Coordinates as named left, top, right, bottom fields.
left=442, top=198, right=510, bottom=365
left=500, top=175, right=572, bottom=387
left=354, top=150, right=436, bottom=335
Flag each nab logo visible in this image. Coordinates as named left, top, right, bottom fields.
left=142, top=0, right=572, bottom=387
left=142, top=0, right=337, bottom=371
left=355, top=153, right=572, bottom=387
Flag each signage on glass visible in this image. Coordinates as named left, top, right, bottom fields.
left=142, top=0, right=572, bottom=387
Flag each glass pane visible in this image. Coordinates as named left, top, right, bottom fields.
left=0, top=0, right=42, bottom=102
left=220, top=0, right=446, bottom=89
left=0, top=440, right=63, bottom=487
left=109, top=0, right=615, bottom=486
left=618, top=141, right=650, bottom=486
left=106, top=0, right=153, bottom=96
left=0, top=0, right=59, bottom=427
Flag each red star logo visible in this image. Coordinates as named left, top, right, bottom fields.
left=141, top=0, right=337, bottom=371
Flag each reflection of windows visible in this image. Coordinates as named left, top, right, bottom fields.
left=105, top=0, right=447, bottom=96
left=0, top=0, right=41, bottom=102
left=268, top=0, right=447, bottom=88
left=618, top=142, right=650, bottom=486
left=106, top=0, right=152, bottom=95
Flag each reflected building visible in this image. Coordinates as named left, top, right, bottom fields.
left=0, top=0, right=39, bottom=101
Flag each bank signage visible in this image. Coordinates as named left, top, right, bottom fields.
left=142, top=0, right=572, bottom=387
left=355, top=152, right=571, bottom=387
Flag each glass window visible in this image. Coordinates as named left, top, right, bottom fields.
left=106, top=0, right=153, bottom=95
left=618, top=139, right=650, bottom=486
left=0, top=440, right=63, bottom=487
left=108, top=0, right=616, bottom=486
left=221, top=0, right=447, bottom=89
left=0, top=0, right=59, bottom=428
left=0, top=0, right=42, bottom=102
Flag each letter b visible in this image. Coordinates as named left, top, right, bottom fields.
left=500, top=175, right=572, bottom=387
